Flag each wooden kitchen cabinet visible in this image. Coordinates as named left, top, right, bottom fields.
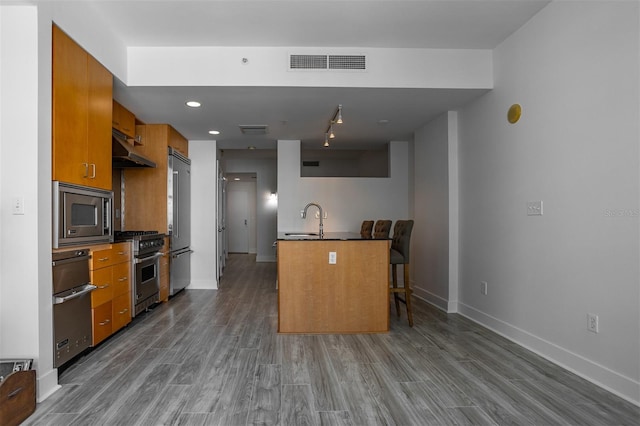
left=89, top=242, right=131, bottom=346
left=169, top=126, right=189, bottom=157
left=112, top=100, right=136, bottom=138
left=91, top=301, right=112, bottom=346
left=52, top=25, right=113, bottom=190
left=90, top=267, right=113, bottom=308
left=278, top=239, right=390, bottom=334
left=159, top=236, right=170, bottom=302
left=124, top=124, right=188, bottom=233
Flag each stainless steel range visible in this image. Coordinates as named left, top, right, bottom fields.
left=114, top=231, right=164, bottom=317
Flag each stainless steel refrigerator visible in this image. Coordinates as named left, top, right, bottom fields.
left=168, top=147, right=193, bottom=295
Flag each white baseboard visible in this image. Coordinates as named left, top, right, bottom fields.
left=412, top=286, right=457, bottom=313
left=256, top=255, right=276, bottom=262
left=457, top=301, right=640, bottom=407
left=187, top=279, right=218, bottom=290
left=37, top=368, right=61, bottom=402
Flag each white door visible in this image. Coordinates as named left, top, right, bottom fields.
left=227, top=187, right=250, bottom=253
left=216, top=161, right=226, bottom=278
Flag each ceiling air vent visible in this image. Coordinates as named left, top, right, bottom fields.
left=289, top=54, right=366, bottom=71
left=329, top=55, right=366, bottom=70
left=290, top=54, right=328, bottom=70
left=238, top=125, right=268, bottom=135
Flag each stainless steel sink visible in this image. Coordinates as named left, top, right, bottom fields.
left=284, top=232, right=319, bottom=237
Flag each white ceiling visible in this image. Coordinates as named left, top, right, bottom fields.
left=88, top=0, right=551, bottom=150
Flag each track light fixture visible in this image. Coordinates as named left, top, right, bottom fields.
left=335, top=105, right=343, bottom=124
left=323, top=104, right=344, bottom=146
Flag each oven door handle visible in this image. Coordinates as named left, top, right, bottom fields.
left=52, top=255, right=91, bottom=267
left=134, top=252, right=163, bottom=264
left=53, top=284, right=97, bottom=304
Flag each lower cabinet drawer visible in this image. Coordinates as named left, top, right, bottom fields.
left=91, top=267, right=113, bottom=308
left=91, top=301, right=112, bottom=346
left=112, top=293, right=131, bottom=332
left=112, top=262, right=130, bottom=297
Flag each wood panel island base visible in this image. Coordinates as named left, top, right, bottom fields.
left=277, top=234, right=390, bottom=334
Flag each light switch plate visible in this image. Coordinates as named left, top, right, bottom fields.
left=12, top=197, right=24, bottom=215
left=329, top=251, right=337, bottom=264
left=527, top=201, right=543, bottom=216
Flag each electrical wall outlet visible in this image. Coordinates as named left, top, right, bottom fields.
left=328, top=251, right=337, bottom=264
left=587, top=313, right=599, bottom=333
left=480, top=281, right=488, bottom=295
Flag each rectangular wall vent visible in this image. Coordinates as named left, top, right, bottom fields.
left=302, top=161, right=320, bottom=167
left=289, top=54, right=366, bottom=71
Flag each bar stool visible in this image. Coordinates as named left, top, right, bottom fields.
left=389, top=220, right=414, bottom=326
left=360, top=220, right=374, bottom=239
left=373, top=220, right=392, bottom=239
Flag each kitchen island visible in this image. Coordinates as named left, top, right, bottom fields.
left=277, top=232, right=390, bottom=334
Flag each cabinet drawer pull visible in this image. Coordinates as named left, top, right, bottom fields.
left=97, top=284, right=110, bottom=289
left=118, top=308, right=128, bottom=314
left=98, top=257, right=109, bottom=262
left=99, top=319, right=111, bottom=326
left=82, top=163, right=89, bottom=178
left=118, top=251, right=126, bottom=255
left=89, top=163, right=96, bottom=179
left=118, top=277, right=127, bottom=282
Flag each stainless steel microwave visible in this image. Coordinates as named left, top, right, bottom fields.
left=52, top=181, right=113, bottom=248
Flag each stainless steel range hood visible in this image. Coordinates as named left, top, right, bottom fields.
left=112, top=131, right=156, bottom=168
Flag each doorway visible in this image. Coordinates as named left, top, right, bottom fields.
left=226, top=174, right=257, bottom=254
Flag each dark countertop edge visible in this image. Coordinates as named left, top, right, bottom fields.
left=277, top=232, right=390, bottom=241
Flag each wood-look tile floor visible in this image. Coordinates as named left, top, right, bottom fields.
left=26, top=254, right=639, bottom=425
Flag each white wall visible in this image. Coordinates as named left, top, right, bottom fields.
left=457, top=1, right=639, bottom=404
left=278, top=140, right=410, bottom=233
left=0, top=4, right=59, bottom=401
left=189, top=140, right=218, bottom=290
left=127, top=46, right=492, bottom=89
left=223, top=154, right=278, bottom=262
left=413, top=111, right=459, bottom=312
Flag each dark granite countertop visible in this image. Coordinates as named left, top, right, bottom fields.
left=277, top=232, right=388, bottom=241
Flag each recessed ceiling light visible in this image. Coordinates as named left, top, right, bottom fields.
left=248, top=146, right=256, bottom=150
left=208, top=130, right=220, bottom=135
left=234, top=177, right=241, bottom=181
left=185, top=101, right=201, bottom=108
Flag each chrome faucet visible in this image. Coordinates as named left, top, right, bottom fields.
left=302, top=202, right=324, bottom=238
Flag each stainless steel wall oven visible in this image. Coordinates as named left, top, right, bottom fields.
left=52, top=249, right=96, bottom=368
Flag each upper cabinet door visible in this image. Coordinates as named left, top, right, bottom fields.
left=87, top=55, right=113, bottom=190
left=52, top=25, right=89, bottom=185
left=112, top=100, right=136, bottom=139
left=52, top=25, right=113, bottom=191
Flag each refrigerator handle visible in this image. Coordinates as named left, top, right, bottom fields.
left=173, top=170, right=179, bottom=238
left=172, top=249, right=194, bottom=259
